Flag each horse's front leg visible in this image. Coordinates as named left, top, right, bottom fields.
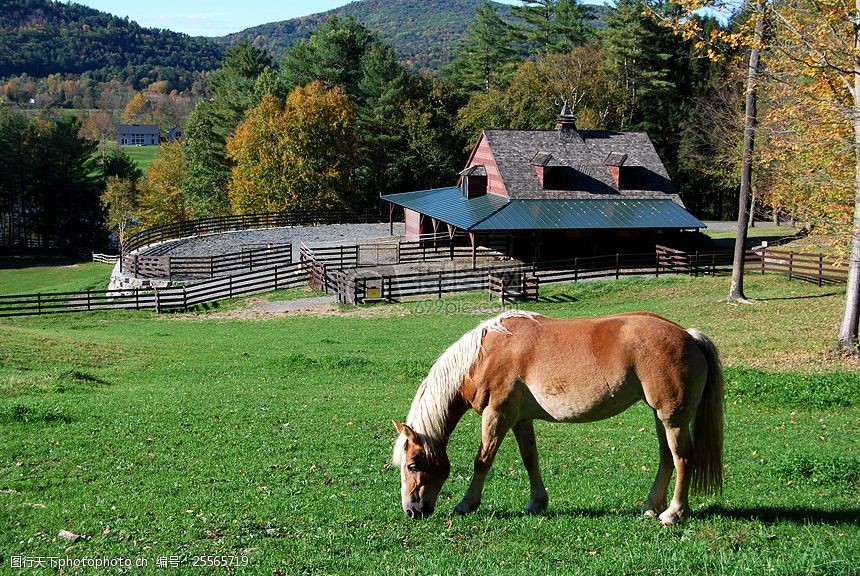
left=513, top=419, right=548, bottom=514
left=452, top=408, right=511, bottom=515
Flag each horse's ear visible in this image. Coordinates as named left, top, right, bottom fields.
left=392, top=420, right=418, bottom=442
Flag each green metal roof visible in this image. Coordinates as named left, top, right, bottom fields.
left=383, top=187, right=704, bottom=231
left=383, top=187, right=508, bottom=230
left=473, top=198, right=704, bottom=230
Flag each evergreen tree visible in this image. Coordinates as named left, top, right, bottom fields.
left=601, top=0, right=677, bottom=132
left=280, top=16, right=375, bottom=96
left=182, top=41, right=273, bottom=218
left=448, top=0, right=518, bottom=93
left=509, top=0, right=592, bottom=54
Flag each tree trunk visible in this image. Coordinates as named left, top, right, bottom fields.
left=728, top=2, right=766, bottom=304
left=837, top=0, right=860, bottom=354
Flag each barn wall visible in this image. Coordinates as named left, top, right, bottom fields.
left=469, top=134, right=508, bottom=198
left=404, top=208, right=422, bottom=241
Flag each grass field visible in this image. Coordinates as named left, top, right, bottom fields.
left=1, top=266, right=858, bottom=574
left=0, top=255, right=113, bottom=296
left=107, top=143, right=160, bottom=172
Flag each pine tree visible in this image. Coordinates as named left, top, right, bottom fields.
left=449, top=0, right=519, bottom=93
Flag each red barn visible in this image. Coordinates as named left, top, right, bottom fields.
left=384, top=104, right=703, bottom=263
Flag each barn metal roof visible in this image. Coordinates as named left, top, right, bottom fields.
left=384, top=187, right=705, bottom=231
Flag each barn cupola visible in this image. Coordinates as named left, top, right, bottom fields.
left=555, top=102, right=582, bottom=143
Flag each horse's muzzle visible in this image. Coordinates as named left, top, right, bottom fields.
left=405, top=505, right=434, bottom=519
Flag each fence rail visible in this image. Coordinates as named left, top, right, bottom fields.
left=122, top=245, right=293, bottom=278
left=0, top=262, right=308, bottom=317
left=123, top=209, right=380, bottom=254
left=2, top=245, right=847, bottom=317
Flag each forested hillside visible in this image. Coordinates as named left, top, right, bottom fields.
left=217, top=0, right=608, bottom=71
left=0, top=0, right=222, bottom=90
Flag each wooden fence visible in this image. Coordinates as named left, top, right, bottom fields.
left=123, top=209, right=380, bottom=254
left=0, top=263, right=307, bottom=317
left=3, top=244, right=847, bottom=316
left=317, top=247, right=848, bottom=305
left=752, top=247, right=848, bottom=285
left=122, top=245, right=293, bottom=278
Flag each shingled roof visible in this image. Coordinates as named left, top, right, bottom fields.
left=481, top=128, right=677, bottom=201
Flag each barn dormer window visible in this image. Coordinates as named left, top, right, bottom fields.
left=458, top=165, right=487, bottom=198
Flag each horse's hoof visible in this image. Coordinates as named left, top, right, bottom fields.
left=452, top=501, right=477, bottom=515
left=524, top=498, right=548, bottom=515
left=658, top=508, right=687, bottom=526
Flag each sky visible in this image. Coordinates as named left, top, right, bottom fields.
left=72, top=0, right=527, bottom=37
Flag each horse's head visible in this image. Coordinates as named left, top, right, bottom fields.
left=392, top=420, right=450, bottom=519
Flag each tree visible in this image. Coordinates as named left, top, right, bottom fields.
left=661, top=0, right=860, bottom=351
left=509, top=0, right=592, bottom=54
left=102, top=148, right=143, bottom=184
left=101, top=176, right=137, bottom=250
left=763, top=0, right=860, bottom=352
left=654, top=0, right=767, bottom=303
left=182, top=41, right=272, bottom=218
left=280, top=16, right=374, bottom=95
left=603, top=0, right=677, bottom=132
left=137, top=141, right=189, bottom=227
left=37, top=114, right=102, bottom=248
left=226, top=83, right=362, bottom=213
left=448, top=0, right=519, bottom=93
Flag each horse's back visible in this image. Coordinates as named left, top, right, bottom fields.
left=475, top=312, right=707, bottom=423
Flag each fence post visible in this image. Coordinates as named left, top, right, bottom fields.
left=789, top=252, right=794, bottom=281
left=229, top=276, right=233, bottom=298
left=274, top=266, right=279, bottom=291
left=438, top=271, right=443, bottom=299
left=818, top=254, right=823, bottom=287
left=37, top=293, right=41, bottom=315
left=574, top=257, right=579, bottom=282
left=87, top=289, right=91, bottom=311
left=761, top=248, right=766, bottom=275
left=154, top=288, right=160, bottom=314
left=615, top=253, right=620, bottom=280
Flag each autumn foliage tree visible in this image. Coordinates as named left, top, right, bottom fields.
left=226, top=82, right=362, bottom=214
left=136, top=141, right=190, bottom=227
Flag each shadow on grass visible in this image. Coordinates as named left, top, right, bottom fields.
left=702, top=504, right=860, bottom=526
left=472, top=505, right=860, bottom=526
left=755, top=291, right=843, bottom=301
left=535, top=294, right=578, bottom=305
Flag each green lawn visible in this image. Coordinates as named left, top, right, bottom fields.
left=1, top=272, right=858, bottom=574
left=0, top=254, right=113, bottom=296
left=105, top=142, right=160, bottom=172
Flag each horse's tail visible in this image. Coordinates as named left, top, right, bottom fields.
left=687, top=328, right=724, bottom=496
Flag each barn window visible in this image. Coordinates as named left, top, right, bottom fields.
left=459, top=165, right=487, bottom=198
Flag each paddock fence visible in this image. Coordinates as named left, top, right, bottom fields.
left=123, top=209, right=382, bottom=254
left=122, top=244, right=293, bottom=279
left=1, top=244, right=847, bottom=316
left=0, top=262, right=308, bottom=317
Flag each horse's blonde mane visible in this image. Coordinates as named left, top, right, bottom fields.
left=393, top=310, right=540, bottom=465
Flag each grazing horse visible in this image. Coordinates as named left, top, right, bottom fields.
left=392, top=311, right=723, bottom=525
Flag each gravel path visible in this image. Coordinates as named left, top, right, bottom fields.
left=255, top=295, right=337, bottom=313
left=140, top=222, right=404, bottom=261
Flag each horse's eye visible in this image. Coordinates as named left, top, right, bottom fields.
left=407, top=462, right=422, bottom=473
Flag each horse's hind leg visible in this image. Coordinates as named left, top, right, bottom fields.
left=643, top=410, right=672, bottom=518
left=657, top=420, right=693, bottom=526
left=513, top=420, right=548, bottom=514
